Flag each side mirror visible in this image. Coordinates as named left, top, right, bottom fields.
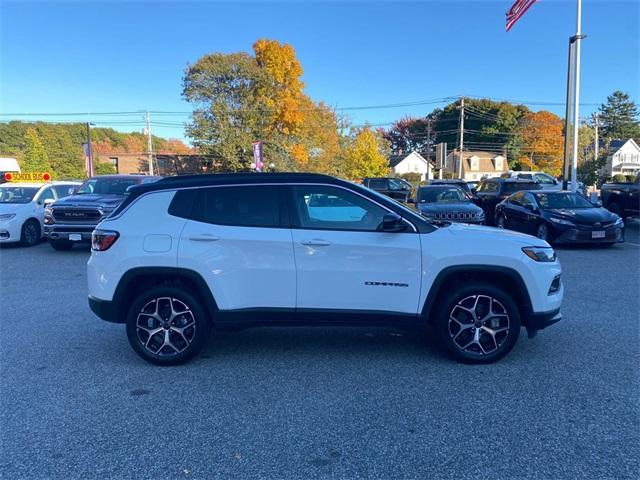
left=379, top=213, right=407, bottom=232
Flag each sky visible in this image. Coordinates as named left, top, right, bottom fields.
left=1, top=0, right=638, bottom=141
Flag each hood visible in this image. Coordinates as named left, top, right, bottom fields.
left=443, top=222, right=549, bottom=247
left=545, top=207, right=618, bottom=223
left=418, top=201, right=482, bottom=214
left=52, top=193, right=125, bottom=208
left=0, top=203, right=26, bottom=215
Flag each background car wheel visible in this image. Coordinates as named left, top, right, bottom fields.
left=50, top=240, right=74, bottom=251
left=536, top=223, right=549, bottom=241
left=20, top=219, right=41, bottom=247
left=126, top=286, right=211, bottom=366
left=496, top=214, right=506, bottom=229
left=434, top=283, right=521, bottom=364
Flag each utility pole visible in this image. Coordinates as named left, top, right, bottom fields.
left=570, top=0, right=584, bottom=192
left=85, top=122, right=94, bottom=177
left=426, top=118, right=433, bottom=179
left=562, top=39, right=576, bottom=190
left=458, top=97, right=465, bottom=179
left=145, top=111, right=154, bottom=175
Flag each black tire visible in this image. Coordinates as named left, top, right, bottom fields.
left=20, top=219, right=41, bottom=247
left=536, top=222, right=549, bottom=241
left=50, top=240, right=74, bottom=251
left=126, top=286, right=211, bottom=366
left=496, top=214, right=506, bottom=229
left=433, top=282, right=521, bottom=364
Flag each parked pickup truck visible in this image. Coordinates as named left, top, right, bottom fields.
left=362, top=177, right=413, bottom=202
left=44, top=174, right=161, bottom=250
left=600, top=177, right=640, bottom=220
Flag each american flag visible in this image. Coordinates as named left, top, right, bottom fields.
left=506, top=0, right=539, bottom=31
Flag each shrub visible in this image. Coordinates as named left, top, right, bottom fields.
left=397, top=172, right=422, bottom=184
left=95, top=162, right=117, bottom=175
left=625, top=174, right=637, bottom=183
left=612, top=174, right=628, bottom=183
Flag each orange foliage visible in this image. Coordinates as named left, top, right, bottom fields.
left=518, top=111, right=564, bottom=176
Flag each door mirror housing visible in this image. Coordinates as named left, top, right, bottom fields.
left=379, top=213, right=407, bottom=232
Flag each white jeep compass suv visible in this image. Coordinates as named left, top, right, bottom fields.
left=87, top=173, right=563, bottom=365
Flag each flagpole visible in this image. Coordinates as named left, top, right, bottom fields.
left=570, top=0, right=583, bottom=192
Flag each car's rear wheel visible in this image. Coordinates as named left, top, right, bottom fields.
left=50, top=239, right=74, bottom=251
left=496, top=214, right=506, bottom=229
left=20, top=219, right=41, bottom=247
left=126, top=286, right=211, bottom=366
left=434, top=283, right=521, bottom=364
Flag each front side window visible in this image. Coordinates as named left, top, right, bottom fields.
left=192, top=186, right=281, bottom=227
left=388, top=178, right=406, bottom=191
left=534, top=173, right=556, bottom=185
left=477, top=181, right=499, bottom=193
left=534, top=192, right=593, bottom=209
left=292, top=185, right=388, bottom=232
left=367, top=179, right=386, bottom=190
left=77, top=177, right=139, bottom=195
left=53, top=185, right=75, bottom=198
left=0, top=186, right=39, bottom=204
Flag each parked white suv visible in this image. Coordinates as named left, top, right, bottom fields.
left=87, top=173, right=563, bottom=365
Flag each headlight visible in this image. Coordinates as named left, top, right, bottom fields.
left=477, top=211, right=485, bottom=218
left=549, top=217, right=574, bottom=226
left=522, top=246, right=556, bottom=262
left=614, top=217, right=624, bottom=227
left=0, top=213, right=16, bottom=221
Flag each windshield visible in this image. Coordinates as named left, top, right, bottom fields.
left=77, top=177, right=139, bottom=195
left=0, top=186, right=39, bottom=204
left=535, top=192, right=593, bottom=209
left=477, top=182, right=499, bottom=193
left=418, top=187, right=468, bottom=203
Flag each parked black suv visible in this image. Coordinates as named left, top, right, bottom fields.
left=474, top=178, right=541, bottom=225
left=601, top=176, right=639, bottom=220
left=44, top=174, right=161, bottom=250
left=362, top=177, right=413, bottom=202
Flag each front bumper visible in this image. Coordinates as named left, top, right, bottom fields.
left=0, top=219, right=22, bottom=243
left=45, top=224, right=95, bottom=242
left=553, top=226, right=624, bottom=244
left=526, top=309, right=562, bottom=338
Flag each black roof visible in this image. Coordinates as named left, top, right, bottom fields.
left=430, top=179, right=466, bottom=184
left=129, top=172, right=347, bottom=195
left=609, top=139, right=626, bottom=149
left=481, top=177, right=538, bottom=183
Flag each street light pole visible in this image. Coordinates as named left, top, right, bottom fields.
left=562, top=39, right=576, bottom=190
left=570, top=0, right=584, bottom=192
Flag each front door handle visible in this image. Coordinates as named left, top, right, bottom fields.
left=189, top=234, right=220, bottom=242
left=301, top=239, right=332, bottom=247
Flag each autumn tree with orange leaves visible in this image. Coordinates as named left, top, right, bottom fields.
left=516, top=111, right=564, bottom=176
left=183, top=39, right=345, bottom=173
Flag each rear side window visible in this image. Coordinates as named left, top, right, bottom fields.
left=192, top=186, right=281, bottom=228
left=367, top=179, right=387, bottom=189
left=502, top=182, right=539, bottom=194
left=478, top=182, right=499, bottom=193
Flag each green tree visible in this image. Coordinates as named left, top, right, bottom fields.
left=22, top=128, right=51, bottom=172
left=598, top=91, right=640, bottom=140
left=343, top=128, right=390, bottom=180
left=95, top=162, right=117, bottom=175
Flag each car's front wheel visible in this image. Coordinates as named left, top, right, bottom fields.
left=536, top=223, right=549, bottom=241
left=496, top=214, right=506, bottom=229
left=434, top=283, right=521, bottom=364
left=126, top=286, right=211, bottom=366
left=20, top=219, right=41, bottom=247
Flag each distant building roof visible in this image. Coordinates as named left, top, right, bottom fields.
left=609, top=140, right=627, bottom=149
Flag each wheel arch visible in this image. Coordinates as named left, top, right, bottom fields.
left=421, top=265, right=534, bottom=327
left=112, top=267, right=218, bottom=323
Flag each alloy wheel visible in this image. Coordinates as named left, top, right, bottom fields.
left=23, top=221, right=39, bottom=245
left=136, top=297, right=196, bottom=356
left=448, top=295, right=510, bottom=356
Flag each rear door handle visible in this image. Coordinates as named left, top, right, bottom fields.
left=188, top=234, right=220, bottom=242
left=301, top=239, right=332, bottom=247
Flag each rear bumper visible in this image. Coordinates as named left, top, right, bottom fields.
left=88, top=296, right=122, bottom=323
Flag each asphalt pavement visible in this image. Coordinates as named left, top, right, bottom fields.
left=1, top=222, right=639, bottom=479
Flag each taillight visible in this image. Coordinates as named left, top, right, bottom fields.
left=91, top=229, right=119, bottom=251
